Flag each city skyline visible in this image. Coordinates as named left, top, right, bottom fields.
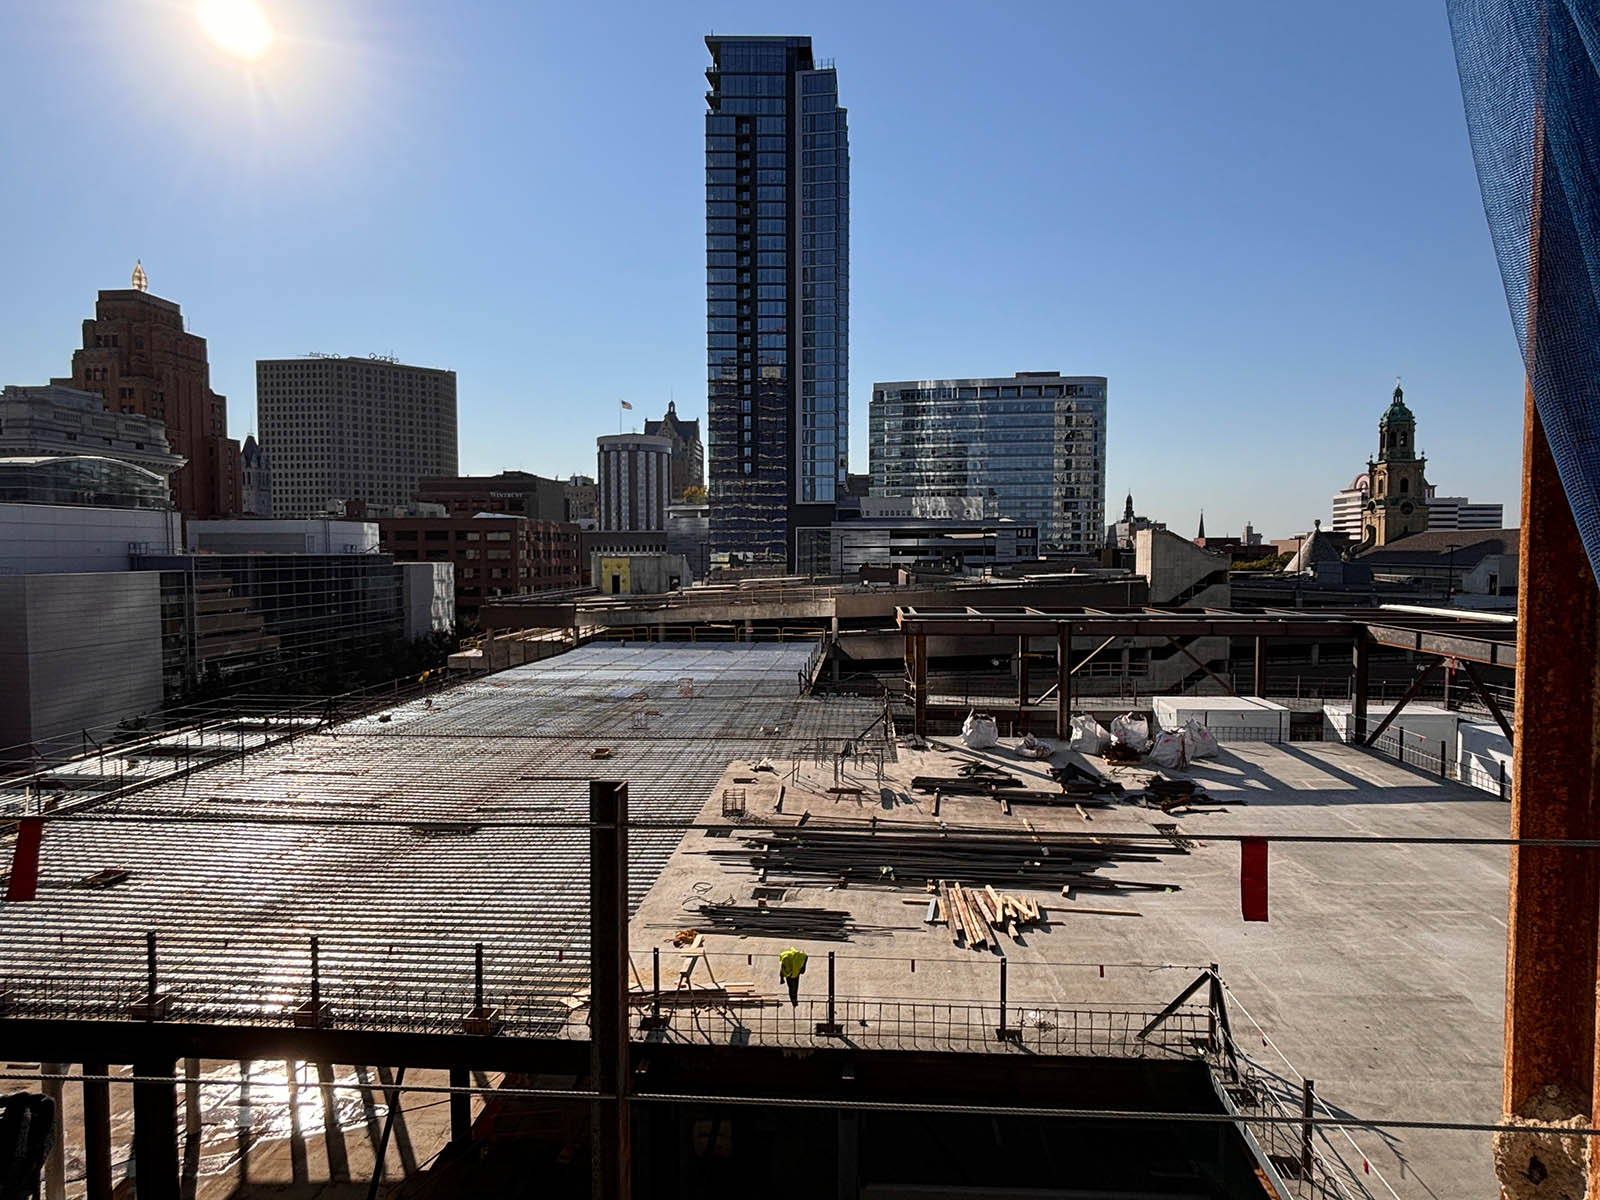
left=1, top=2, right=1524, bottom=536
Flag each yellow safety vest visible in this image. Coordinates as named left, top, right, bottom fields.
left=779, top=947, right=808, bottom=979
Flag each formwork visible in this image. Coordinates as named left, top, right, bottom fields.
left=0, top=642, right=893, bottom=1035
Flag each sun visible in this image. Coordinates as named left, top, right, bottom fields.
left=198, top=0, right=275, bottom=61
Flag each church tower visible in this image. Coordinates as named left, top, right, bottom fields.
left=1365, top=383, right=1429, bottom=545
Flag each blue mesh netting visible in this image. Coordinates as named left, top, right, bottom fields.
left=1448, top=0, right=1600, bottom=576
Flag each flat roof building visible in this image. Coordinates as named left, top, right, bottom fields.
left=705, top=35, right=850, bottom=570
left=0, top=384, right=185, bottom=479
left=257, top=355, right=458, bottom=517
left=870, top=372, right=1107, bottom=553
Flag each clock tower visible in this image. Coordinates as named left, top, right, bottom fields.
left=1365, top=383, right=1429, bottom=546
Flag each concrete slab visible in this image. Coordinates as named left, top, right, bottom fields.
left=627, top=735, right=1508, bottom=1199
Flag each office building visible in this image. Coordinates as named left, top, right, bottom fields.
left=56, top=270, right=241, bottom=517
left=0, top=384, right=185, bottom=480
left=826, top=518, right=1039, bottom=576
left=240, top=434, right=272, bottom=515
left=666, top=501, right=711, bottom=580
left=869, top=372, right=1107, bottom=552
left=0, top=455, right=181, bottom=573
left=564, top=474, right=598, bottom=523
left=256, top=355, right=458, bottom=517
left=415, top=471, right=567, bottom=522
left=597, top=433, right=672, bottom=532
left=644, top=401, right=705, bottom=500
left=379, top=514, right=581, bottom=615
left=1330, top=475, right=1369, bottom=536
left=1426, top=496, right=1505, bottom=530
left=704, top=35, right=849, bottom=568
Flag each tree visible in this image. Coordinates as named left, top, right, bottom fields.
left=682, top=485, right=708, bottom=504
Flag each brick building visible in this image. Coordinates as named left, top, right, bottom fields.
left=379, top=514, right=580, bottom=616
left=643, top=400, right=704, bottom=501
left=414, top=471, right=566, bottom=522
left=57, top=268, right=241, bottom=517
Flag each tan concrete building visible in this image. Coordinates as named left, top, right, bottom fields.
left=56, top=271, right=241, bottom=517
left=257, top=355, right=458, bottom=517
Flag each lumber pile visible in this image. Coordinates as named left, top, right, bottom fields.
left=709, top=826, right=1186, bottom=895
left=933, top=880, right=1044, bottom=948
left=694, top=903, right=857, bottom=941
left=567, top=982, right=773, bottom=1010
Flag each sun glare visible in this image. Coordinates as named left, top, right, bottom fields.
left=198, top=0, right=275, bottom=61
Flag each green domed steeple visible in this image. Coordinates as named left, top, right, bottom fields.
left=1382, top=381, right=1415, bottom=425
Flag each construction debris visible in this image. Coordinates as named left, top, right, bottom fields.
left=708, top=826, right=1186, bottom=896
left=694, top=903, right=857, bottom=941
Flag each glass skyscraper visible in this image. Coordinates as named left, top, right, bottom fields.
left=704, top=36, right=849, bottom=570
left=869, top=372, right=1108, bottom=554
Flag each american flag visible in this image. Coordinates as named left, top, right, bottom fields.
left=620, top=400, right=633, bottom=410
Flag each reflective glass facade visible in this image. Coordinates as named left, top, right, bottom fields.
left=868, top=374, right=1108, bottom=553
left=0, top=454, right=173, bottom=510
left=705, top=36, right=849, bottom=569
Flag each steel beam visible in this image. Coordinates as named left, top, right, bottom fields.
left=1352, top=634, right=1370, bottom=743
left=1462, top=661, right=1515, bottom=746
left=590, top=780, right=631, bottom=1200
left=1361, top=659, right=1442, bottom=748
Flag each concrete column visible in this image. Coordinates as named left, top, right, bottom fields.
left=132, top=1058, right=179, bottom=1200
left=42, top=1062, right=65, bottom=1200
left=837, top=1110, right=859, bottom=1200
left=83, top=1062, right=113, bottom=1200
left=1252, top=637, right=1266, bottom=698
left=589, top=781, right=631, bottom=1200
left=449, top=1066, right=471, bottom=1150
left=184, top=1058, right=201, bottom=1140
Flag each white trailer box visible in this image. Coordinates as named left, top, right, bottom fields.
left=1323, top=702, right=1462, bottom=766
left=1151, top=696, right=1289, bottom=743
left=1458, top=720, right=1512, bottom=797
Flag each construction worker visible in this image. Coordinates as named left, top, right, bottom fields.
left=778, top=946, right=808, bottom=1007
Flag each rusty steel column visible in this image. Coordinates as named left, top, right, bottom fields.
left=590, top=780, right=631, bottom=1200
left=1016, top=636, right=1029, bottom=733
left=1056, top=627, right=1071, bottom=740
left=913, top=633, right=928, bottom=736
left=1505, top=397, right=1600, bottom=1147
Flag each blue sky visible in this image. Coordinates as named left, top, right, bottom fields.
left=1, top=0, right=1523, bottom=538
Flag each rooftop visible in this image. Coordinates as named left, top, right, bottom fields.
left=0, top=642, right=1509, bottom=1197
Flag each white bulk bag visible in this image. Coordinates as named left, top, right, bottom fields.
left=1110, top=713, right=1150, bottom=753
left=1182, top=719, right=1219, bottom=760
left=1069, top=715, right=1111, bottom=755
left=1149, top=729, right=1187, bottom=769
left=961, top=710, right=999, bottom=749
